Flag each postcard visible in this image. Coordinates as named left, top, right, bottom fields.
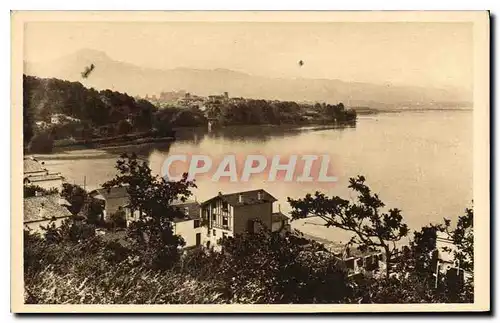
left=11, top=10, right=490, bottom=313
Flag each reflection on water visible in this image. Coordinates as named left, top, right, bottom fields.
left=98, top=124, right=356, bottom=158
left=174, top=124, right=355, bottom=146
left=43, top=111, right=472, bottom=244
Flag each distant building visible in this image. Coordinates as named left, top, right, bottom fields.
left=89, top=186, right=204, bottom=247
left=23, top=194, right=72, bottom=232
left=23, top=157, right=64, bottom=190
left=229, top=97, right=245, bottom=103
left=207, top=117, right=219, bottom=132
left=208, top=93, right=228, bottom=103
left=342, top=250, right=385, bottom=278
left=89, top=186, right=136, bottom=222
left=434, top=231, right=473, bottom=285
left=50, top=115, right=61, bottom=124
left=159, top=90, right=187, bottom=102
left=50, top=113, right=81, bottom=125
left=200, top=189, right=279, bottom=248
left=271, top=211, right=291, bottom=233
left=35, top=121, right=50, bottom=129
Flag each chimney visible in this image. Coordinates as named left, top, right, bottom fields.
left=238, top=194, right=243, bottom=203
left=257, top=191, right=262, bottom=200
left=38, top=204, right=45, bottom=219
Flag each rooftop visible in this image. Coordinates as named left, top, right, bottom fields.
left=90, top=186, right=196, bottom=205
left=272, top=212, right=290, bottom=223
left=89, top=186, right=130, bottom=214
left=24, top=194, right=72, bottom=223
left=172, top=200, right=201, bottom=223
left=24, top=173, right=64, bottom=183
left=202, top=189, right=277, bottom=207
left=24, top=157, right=45, bottom=173
left=90, top=186, right=129, bottom=200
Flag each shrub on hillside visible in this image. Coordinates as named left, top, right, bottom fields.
left=28, top=132, right=54, bottom=154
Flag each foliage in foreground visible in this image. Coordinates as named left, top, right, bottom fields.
left=24, top=223, right=352, bottom=304
left=24, top=158, right=474, bottom=304
left=24, top=217, right=473, bottom=304
left=288, top=175, right=409, bottom=278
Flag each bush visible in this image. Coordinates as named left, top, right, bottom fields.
left=110, top=208, right=127, bottom=229
left=24, top=185, right=58, bottom=198
left=116, top=120, right=133, bottom=135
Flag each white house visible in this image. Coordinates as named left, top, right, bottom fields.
left=171, top=199, right=203, bottom=248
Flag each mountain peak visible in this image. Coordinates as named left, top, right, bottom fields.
left=71, top=49, right=111, bottom=62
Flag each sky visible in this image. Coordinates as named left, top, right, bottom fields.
left=24, top=21, right=473, bottom=91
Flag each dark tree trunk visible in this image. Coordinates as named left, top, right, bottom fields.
left=384, top=246, right=391, bottom=279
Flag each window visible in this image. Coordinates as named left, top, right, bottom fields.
left=247, top=220, right=255, bottom=233
left=222, top=232, right=228, bottom=239
left=222, top=201, right=229, bottom=212
left=196, top=233, right=201, bottom=246
left=222, top=216, right=228, bottom=226
left=213, top=229, right=216, bottom=236
left=184, top=207, right=189, bottom=216
left=194, top=219, right=200, bottom=228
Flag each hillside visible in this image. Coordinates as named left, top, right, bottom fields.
left=22, top=74, right=356, bottom=152
left=24, top=49, right=472, bottom=110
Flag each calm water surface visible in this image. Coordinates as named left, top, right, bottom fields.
left=43, top=111, right=472, bottom=244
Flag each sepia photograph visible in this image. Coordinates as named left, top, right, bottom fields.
left=10, top=11, right=490, bottom=313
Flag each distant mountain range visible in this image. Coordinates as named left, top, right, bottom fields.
left=24, top=49, right=472, bottom=110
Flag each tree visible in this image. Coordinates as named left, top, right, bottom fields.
left=102, top=153, right=196, bottom=269
left=134, top=99, right=157, bottom=131
left=116, top=119, right=133, bottom=135
left=60, top=183, right=88, bottom=215
left=23, top=75, right=35, bottom=145
left=110, top=207, right=127, bottom=229
left=28, top=132, right=54, bottom=154
left=408, top=223, right=442, bottom=276
left=406, top=206, right=474, bottom=276
left=288, top=175, right=409, bottom=278
left=443, top=207, right=473, bottom=272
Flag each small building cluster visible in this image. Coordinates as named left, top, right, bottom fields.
left=143, top=91, right=245, bottom=110
left=23, top=157, right=68, bottom=232
left=50, top=113, right=81, bottom=125
left=86, top=187, right=291, bottom=249
left=23, top=157, right=64, bottom=191
left=20, top=156, right=385, bottom=276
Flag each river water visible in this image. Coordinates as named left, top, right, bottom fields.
left=42, top=110, right=473, bottom=244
